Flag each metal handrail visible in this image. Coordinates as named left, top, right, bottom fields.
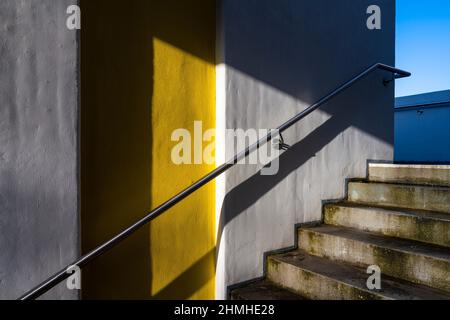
left=19, top=63, right=410, bottom=300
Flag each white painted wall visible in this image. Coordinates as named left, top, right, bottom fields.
left=216, top=0, right=396, bottom=299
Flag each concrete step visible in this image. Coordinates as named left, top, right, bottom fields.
left=348, top=181, right=450, bottom=213
left=369, top=163, right=450, bottom=186
left=230, top=280, right=306, bottom=300
left=324, top=203, right=450, bottom=247
left=298, top=226, right=450, bottom=291
left=267, top=250, right=450, bottom=300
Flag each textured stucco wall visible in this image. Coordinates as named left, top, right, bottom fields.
left=216, top=0, right=395, bottom=298
left=0, top=0, right=80, bottom=299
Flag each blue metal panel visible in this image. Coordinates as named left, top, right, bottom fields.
left=395, top=90, right=450, bottom=163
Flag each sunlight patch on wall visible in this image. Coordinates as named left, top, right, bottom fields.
left=150, top=37, right=216, bottom=300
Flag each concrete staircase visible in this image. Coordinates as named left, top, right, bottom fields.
left=231, top=163, right=450, bottom=300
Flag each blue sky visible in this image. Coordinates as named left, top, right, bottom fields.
left=396, top=0, right=450, bottom=97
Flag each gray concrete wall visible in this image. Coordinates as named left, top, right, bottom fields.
left=0, top=0, right=79, bottom=299
left=216, top=0, right=395, bottom=298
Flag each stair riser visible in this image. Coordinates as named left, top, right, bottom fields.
left=369, top=165, right=450, bottom=186
left=299, top=230, right=450, bottom=292
left=230, top=281, right=305, bottom=300
left=324, top=205, right=450, bottom=247
left=348, top=182, right=450, bottom=213
left=267, top=258, right=388, bottom=300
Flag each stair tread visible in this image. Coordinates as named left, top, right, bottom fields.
left=271, top=250, right=450, bottom=300
left=351, top=180, right=450, bottom=190
left=331, top=202, right=450, bottom=221
left=369, top=163, right=450, bottom=169
left=231, top=280, right=307, bottom=300
left=302, top=225, right=450, bottom=261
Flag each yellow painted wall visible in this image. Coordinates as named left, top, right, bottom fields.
left=81, top=0, right=216, bottom=299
